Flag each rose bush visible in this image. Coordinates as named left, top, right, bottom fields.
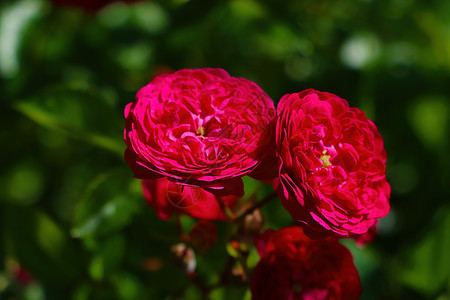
left=276, top=89, right=390, bottom=237
left=142, top=178, right=236, bottom=221
left=125, top=68, right=276, bottom=196
left=251, top=226, right=361, bottom=300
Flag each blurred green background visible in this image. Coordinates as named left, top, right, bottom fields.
left=0, top=0, right=449, bottom=299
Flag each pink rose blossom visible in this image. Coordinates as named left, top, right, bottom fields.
left=276, top=89, right=390, bottom=237
left=125, top=68, right=275, bottom=196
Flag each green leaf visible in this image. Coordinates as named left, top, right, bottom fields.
left=226, top=242, right=239, bottom=258
left=72, top=284, right=92, bottom=300
left=242, top=176, right=262, bottom=198
left=399, top=207, right=450, bottom=295
left=111, top=273, right=144, bottom=300
left=2, top=162, right=43, bottom=206
left=0, top=0, right=43, bottom=78
left=88, top=234, right=126, bottom=281
left=210, top=286, right=249, bottom=300
left=14, top=88, right=124, bottom=156
left=131, top=2, right=169, bottom=34
left=408, top=96, right=449, bottom=150
left=72, top=195, right=138, bottom=238
left=247, top=246, right=260, bottom=268
left=71, top=169, right=143, bottom=238
left=339, top=239, right=379, bottom=282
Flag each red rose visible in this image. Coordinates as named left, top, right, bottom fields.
left=52, top=0, right=141, bottom=11
left=125, top=68, right=276, bottom=196
left=142, top=177, right=237, bottom=221
left=276, top=89, right=390, bottom=237
left=251, top=226, right=361, bottom=300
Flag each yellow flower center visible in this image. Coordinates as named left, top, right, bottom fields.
left=196, top=126, right=206, bottom=138
left=320, top=150, right=332, bottom=168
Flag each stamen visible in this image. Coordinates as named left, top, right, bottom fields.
left=196, top=126, right=206, bottom=138
left=320, top=150, right=332, bottom=168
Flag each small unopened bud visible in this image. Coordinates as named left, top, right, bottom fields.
left=171, top=243, right=196, bottom=277
left=188, top=220, right=218, bottom=251
left=243, top=209, right=264, bottom=238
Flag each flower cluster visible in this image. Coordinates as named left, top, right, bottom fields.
left=124, top=68, right=391, bottom=298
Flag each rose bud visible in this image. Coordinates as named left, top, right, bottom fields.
left=251, top=226, right=361, bottom=300
left=142, top=177, right=237, bottom=221
left=243, top=209, right=264, bottom=236
left=276, top=89, right=390, bottom=238
left=170, top=243, right=196, bottom=278
left=188, top=220, right=218, bottom=251
left=124, top=68, right=276, bottom=197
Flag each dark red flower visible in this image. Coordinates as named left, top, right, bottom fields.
left=276, top=89, right=390, bottom=237
left=125, top=68, right=276, bottom=197
left=251, top=226, right=361, bottom=300
left=142, top=177, right=237, bottom=221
